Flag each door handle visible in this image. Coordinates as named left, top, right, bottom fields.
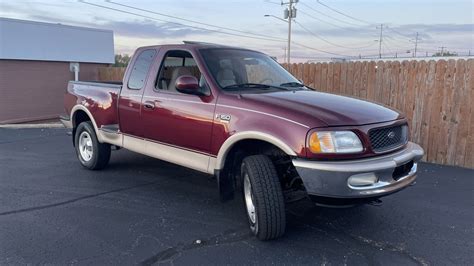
left=143, top=101, right=155, bottom=110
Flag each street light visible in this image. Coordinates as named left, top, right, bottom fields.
left=263, top=0, right=297, bottom=65
left=264, top=14, right=288, bottom=24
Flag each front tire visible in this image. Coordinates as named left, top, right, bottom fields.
left=74, top=121, right=111, bottom=170
left=241, top=155, right=286, bottom=240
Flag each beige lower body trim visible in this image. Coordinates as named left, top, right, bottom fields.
left=98, top=129, right=123, bottom=147
left=122, top=135, right=214, bottom=174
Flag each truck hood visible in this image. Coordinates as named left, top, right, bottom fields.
left=242, top=90, right=403, bottom=127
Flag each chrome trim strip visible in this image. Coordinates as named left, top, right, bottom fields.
left=216, top=104, right=310, bottom=128
left=142, top=95, right=214, bottom=105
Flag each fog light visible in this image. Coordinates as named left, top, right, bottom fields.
left=348, top=173, right=378, bottom=187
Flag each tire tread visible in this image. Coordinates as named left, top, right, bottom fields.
left=243, top=155, right=286, bottom=240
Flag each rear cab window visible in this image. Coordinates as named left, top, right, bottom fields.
left=128, top=49, right=156, bottom=90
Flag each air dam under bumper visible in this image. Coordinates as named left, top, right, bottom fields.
left=292, top=142, right=424, bottom=198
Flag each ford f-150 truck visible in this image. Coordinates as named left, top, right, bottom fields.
left=61, top=41, right=424, bottom=240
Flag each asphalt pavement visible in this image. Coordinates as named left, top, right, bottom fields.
left=0, top=128, right=473, bottom=265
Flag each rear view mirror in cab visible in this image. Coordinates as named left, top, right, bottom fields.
left=175, top=75, right=202, bottom=95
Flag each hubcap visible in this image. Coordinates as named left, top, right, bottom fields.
left=244, top=173, right=256, bottom=224
left=78, top=131, right=93, bottom=162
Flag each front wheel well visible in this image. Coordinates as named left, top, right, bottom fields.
left=217, top=139, right=299, bottom=201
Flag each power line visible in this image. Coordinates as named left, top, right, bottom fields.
left=300, top=1, right=368, bottom=27
left=385, top=26, right=413, bottom=40
left=299, top=9, right=353, bottom=30
left=313, top=0, right=467, bottom=56
left=263, top=0, right=282, bottom=5
left=384, top=35, right=412, bottom=46
left=79, top=0, right=347, bottom=58
left=106, top=0, right=286, bottom=41
left=292, top=41, right=352, bottom=57
left=315, top=0, right=374, bottom=25
left=293, top=20, right=377, bottom=50
left=78, top=0, right=286, bottom=42
left=381, top=40, right=393, bottom=57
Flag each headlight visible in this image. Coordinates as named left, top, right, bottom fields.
left=309, top=131, right=363, bottom=153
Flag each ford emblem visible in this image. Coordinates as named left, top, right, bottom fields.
left=387, top=131, right=396, bottom=139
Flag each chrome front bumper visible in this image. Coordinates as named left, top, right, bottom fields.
left=292, top=142, right=424, bottom=198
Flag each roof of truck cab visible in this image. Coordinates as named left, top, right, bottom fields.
left=135, top=42, right=260, bottom=52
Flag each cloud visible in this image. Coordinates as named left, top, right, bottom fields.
left=292, top=22, right=474, bottom=41
left=1, top=1, right=209, bottom=40
left=98, top=19, right=209, bottom=39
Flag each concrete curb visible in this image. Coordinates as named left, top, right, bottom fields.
left=0, top=123, right=65, bottom=129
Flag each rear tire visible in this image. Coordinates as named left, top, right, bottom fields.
left=74, top=121, right=111, bottom=170
left=241, top=155, right=286, bottom=240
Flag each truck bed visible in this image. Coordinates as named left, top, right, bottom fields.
left=64, top=81, right=122, bottom=128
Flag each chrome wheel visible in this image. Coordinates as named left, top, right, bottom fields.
left=78, top=131, right=93, bottom=162
left=244, top=173, right=256, bottom=224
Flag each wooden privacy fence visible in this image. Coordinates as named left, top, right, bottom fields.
left=286, top=59, right=473, bottom=169
left=98, top=59, right=473, bottom=168
left=98, top=67, right=125, bottom=82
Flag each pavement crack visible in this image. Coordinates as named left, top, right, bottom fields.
left=291, top=213, right=429, bottom=265
left=0, top=181, right=158, bottom=216
left=140, top=229, right=251, bottom=265
left=349, top=234, right=429, bottom=265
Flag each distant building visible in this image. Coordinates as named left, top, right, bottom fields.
left=0, top=17, right=114, bottom=123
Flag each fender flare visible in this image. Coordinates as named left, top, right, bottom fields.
left=214, top=131, right=297, bottom=170
left=70, top=105, right=103, bottom=142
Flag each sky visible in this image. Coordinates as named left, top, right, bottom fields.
left=1, top=0, right=473, bottom=62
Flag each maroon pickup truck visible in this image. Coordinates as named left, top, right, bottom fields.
left=61, top=41, right=424, bottom=240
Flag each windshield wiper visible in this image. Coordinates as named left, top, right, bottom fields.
left=223, top=83, right=298, bottom=93
left=223, top=83, right=271, bottom=90
left=279, top=82, right=304, bottom=87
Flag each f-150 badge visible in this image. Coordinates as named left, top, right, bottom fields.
left=217, top=114, right=231, bottom=122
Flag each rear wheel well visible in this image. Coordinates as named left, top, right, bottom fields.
left=72, top=110, right=92, bottom=146
left=218, top=139, right=300, bottom=201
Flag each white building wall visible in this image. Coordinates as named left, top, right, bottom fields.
left=0, top=17, right=114, bottom=64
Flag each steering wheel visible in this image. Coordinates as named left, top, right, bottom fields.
left=258, top=78, right=273, bottom=84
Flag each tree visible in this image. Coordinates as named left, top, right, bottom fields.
left=114, top=54, right=131, bottom=67
left=432, top=51, right=458, bottom=57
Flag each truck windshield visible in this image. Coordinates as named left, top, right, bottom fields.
left=200, top=48, right=303, bottom=92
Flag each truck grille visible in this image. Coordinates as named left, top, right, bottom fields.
left=369, top=124, right=408, bottom=152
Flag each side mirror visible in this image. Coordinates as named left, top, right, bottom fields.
left=175, top=75, right=202, bottom=95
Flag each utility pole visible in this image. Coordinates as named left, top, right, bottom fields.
left=282, top=0, right=298, bottom=65
left=413, top=32, right=420, bottom=57
left=439, top=46, right=447, bottom=56
left=265, top=1, right=297, bottom=65
left=377, top=24, right=383, bottom=59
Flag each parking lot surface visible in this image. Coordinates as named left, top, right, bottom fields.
left=0, top=128, right=473, bottom=265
